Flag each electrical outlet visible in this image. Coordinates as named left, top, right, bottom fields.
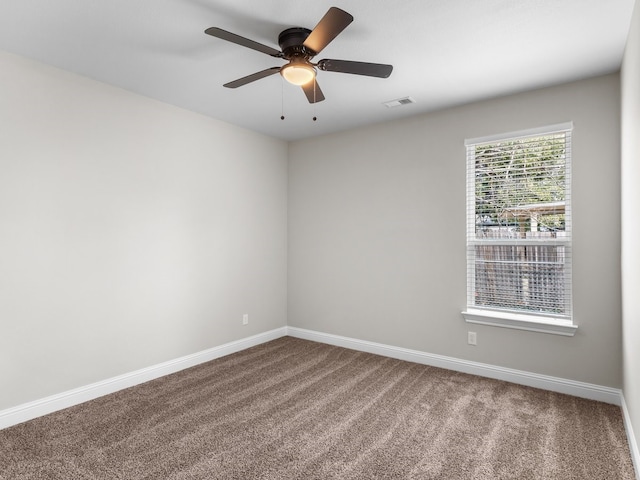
left=242, top=314, right=249, bottom=326
left=468, top=331, right=477, bottom=346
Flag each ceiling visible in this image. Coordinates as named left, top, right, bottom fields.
left=0, top=0, right=636, bottom=141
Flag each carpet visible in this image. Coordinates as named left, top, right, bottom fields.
left=0, top=336, right=635, bottom=479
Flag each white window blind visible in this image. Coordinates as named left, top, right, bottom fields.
left=465, top=123, right=573, bottom=322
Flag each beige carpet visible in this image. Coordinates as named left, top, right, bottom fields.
left=0, top=337, right=635, bottom=479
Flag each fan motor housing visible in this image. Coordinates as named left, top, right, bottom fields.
left=278, top=27, right=314, bottom=58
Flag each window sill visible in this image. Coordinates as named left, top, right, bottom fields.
left=461, top=309, right=577, bottom=336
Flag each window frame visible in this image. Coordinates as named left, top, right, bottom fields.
left=461, top=122, right=577, bottom=336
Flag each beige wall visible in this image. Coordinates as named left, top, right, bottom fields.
left=0, top=51, right=288, bottom=411
left=289, top=74, right=622, bottom=387
left=622, top=0, right=640, bottom=464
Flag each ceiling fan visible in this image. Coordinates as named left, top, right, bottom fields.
left=205, top=7, right=393, bottom=103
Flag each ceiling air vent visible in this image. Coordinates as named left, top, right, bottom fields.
left=383, top=96, right=416, bottom=108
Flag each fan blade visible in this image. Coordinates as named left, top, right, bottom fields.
left=303, top=7, right=353, bottom=55
left=301, top=80, right=325, bottom=103
left=205, top=27, right=283, bottom=57
left=317, top=59, right=393, bottom=78
left=224, top=67, right=281, bottom=88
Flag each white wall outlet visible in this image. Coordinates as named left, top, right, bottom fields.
left=468, top=331, right=477, bottom=346
left=242, top=314, right=249, bottom=326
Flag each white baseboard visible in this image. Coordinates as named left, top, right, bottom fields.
left=286, top=327, right=623, bottom=405
left=621, top=394, right=640, bottom=479
left=1, top=326, right=626, bottom=433
left=0, top=327, right=288, bottom=430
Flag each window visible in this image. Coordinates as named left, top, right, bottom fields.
left=462, top=123, right=577, bottom=336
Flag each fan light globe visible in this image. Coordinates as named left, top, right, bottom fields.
left=281, top=63, right=316, bottom=86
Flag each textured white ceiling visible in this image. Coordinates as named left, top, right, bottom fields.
left=0, top=0, right=635, bottom=141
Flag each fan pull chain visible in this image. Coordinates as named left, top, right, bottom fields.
left=280, top=77, right=285, bottom=120
left=312, top=78, right=317, bottom=122
left=279, top=77, right=321, bottom=122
